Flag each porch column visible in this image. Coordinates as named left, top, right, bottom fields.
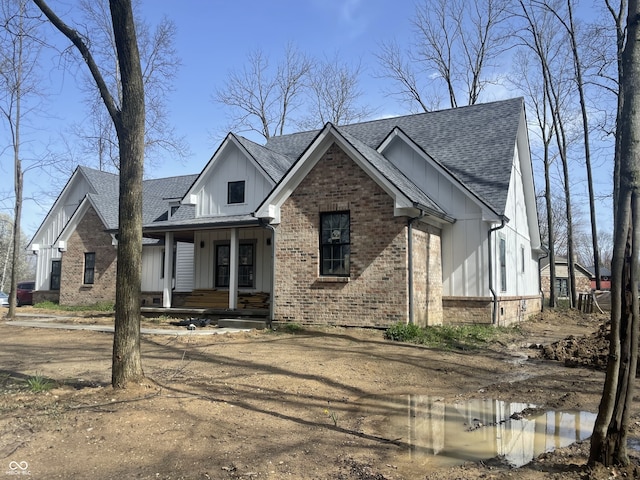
left=163, top=232, right=174, bottom=308
left=229, top=227, right=238, bottom=309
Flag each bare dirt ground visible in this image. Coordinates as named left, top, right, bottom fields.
left=0, top=307, right=639, bottom=480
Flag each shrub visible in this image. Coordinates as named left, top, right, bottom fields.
left=384, top=322, right=423, bottom=342
left=385, top=322, right=514, bottom=350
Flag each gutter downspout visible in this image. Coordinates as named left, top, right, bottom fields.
left=408, top=209, right=426, bottom=325
left=260, top=220, right=276, bottom=329
left=488, top=217, right=507, bottom=325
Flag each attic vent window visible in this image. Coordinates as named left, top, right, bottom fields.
left=228, top=181, right=245, bottom=204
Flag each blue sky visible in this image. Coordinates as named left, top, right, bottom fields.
left=140, top=0, right=419, bottom=148
left=11, top=0, right=614, bottom=240
left=20, top=0, right=423, bottom=236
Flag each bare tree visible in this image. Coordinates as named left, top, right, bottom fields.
left=299, top=54, right=374, bottom=129
left=515, top=0, right=580, bottom=307
left=375, top=40, right=439, bottom=113
left=215, top=44, right=311, bottom=140
left=0, top=213, right=33, bottom=291
left=34, top=0, right=146, bottom=388
left=377, top=0, right=509, bottom=111
left=589, top=0, right=638, bottom=466
left=0, top=0, right=43, bottom=318
left=541, top=0, right=602, bottom=289
left=66, top=0, right=187, bottom=173
left=522, top=50, right=559, bottom=306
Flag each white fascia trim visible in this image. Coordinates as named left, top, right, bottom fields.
left=518, top=110, right=542, bottom=250
left=378, top=128, right=500, bottom=218
left=181, top=134, right=233, bottom=204
left=255, top=125, right=412, bottom=220
left=28, top=168, right=89, bottom=250
left=182, top=134, right=275, bottom=206
left=55, top=196, right=109, bottom=247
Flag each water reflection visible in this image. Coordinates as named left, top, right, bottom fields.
left=357, top=396, right=596, bottom=467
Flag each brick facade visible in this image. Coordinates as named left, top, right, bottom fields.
left=59, top=206, right=117, bottom=306
left=274, top=143, right=443, bottom=328
left=442, top=295, right=542, bottom=326
left=411, top=222, right=443, bottom=326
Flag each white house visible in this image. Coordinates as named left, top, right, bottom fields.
left=29, top=97, right=543, bottom=326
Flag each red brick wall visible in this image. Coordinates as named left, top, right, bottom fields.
left=60, top=206, right=117, bottom=306
left=274, top=143, right=411, bottom=327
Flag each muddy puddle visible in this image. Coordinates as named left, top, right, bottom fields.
left=356, top=396, right=596, bottom=468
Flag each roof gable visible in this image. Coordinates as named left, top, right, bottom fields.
left=183, top=133, right=293, bottom=204
left=255, top=123, right=453, bottom=223
left=266, top=98, right=524, bottom=215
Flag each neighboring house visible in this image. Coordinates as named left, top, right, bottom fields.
left=29, top=97, right=543, bottom=327
left=539, top=256, right=593, bottom=301
left=586, top=266, right=612, bottom=291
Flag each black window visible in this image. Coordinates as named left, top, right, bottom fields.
left=50, top=260, right=61, bottom=291
left=499, top=237, right=506, bottom=292
left=216, top=245, right=230, bottom=287
left=320, top=212, right=350, bottom=276
left=228, top=181, right=245, bottom=204
left=238, top=244, right=254, bottom=287
left=84, top=252, right=95, bottom=285
left=215, top=243, right=254, bottom=288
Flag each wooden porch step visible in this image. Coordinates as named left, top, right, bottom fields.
left=182, top=289, right=270, bottom=309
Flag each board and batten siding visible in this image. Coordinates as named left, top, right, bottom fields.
left=383, top=138, right=489, bottom=297
left=33, top=174, right=93, bottom=292
left=140, top=242, right=195, bottom=293
left=500, top=146, right=540, bottom=297
left=193, top=228, right=271, bottom=292
left=194, top=147, right=274, bottom=217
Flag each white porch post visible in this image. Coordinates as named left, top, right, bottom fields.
left=163, top=232, right=174, bottom=308
left=229, top=228, right=238, bottom=309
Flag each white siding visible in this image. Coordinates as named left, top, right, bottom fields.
left=141, top=242, right=195, bottom=293
left=500, top=147, right=540, bottom=296
left=193, top=227, right=272, bottom=292
left=32, top=174, right=93, bottom=291
left=141, top=246, right=163, bottom=292
left=384, top=139, right=489, bottom=297
left=175, top=242, right=194, bottom=292
left=194, top=146, right=274, bottom=217
left=384, top=136, right=538, bottom=298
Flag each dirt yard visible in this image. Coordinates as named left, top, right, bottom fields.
left=0, top=307, right=639, bottom=480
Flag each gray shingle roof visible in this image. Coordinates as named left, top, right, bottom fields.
left=335, top=127, right=448, bottom=218
left=266, top=97, right=524, bottom=215
left=234, top=134, right=293, bottom=182
left=76, top=166, right=198, bottom=230
left=76, top=98, right=523, bottom=233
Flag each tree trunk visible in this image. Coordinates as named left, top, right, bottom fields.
left=33, top=0, right=146, bottom=388
left=109, top=0, right=145, bottom=388
left=589, top=0, right=640, bottom=465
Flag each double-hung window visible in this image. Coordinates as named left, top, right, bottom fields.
left=320, top=212, right=350, bottom=276
left=84, top=252, right=95, bottom=285
left=215, top=242, right=255, bottom=288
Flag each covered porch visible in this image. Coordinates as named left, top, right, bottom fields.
left=143, top=219, right=274, bottom=319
